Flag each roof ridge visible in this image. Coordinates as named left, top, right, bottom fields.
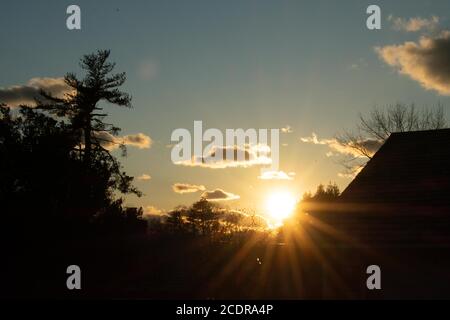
left=390, top=128, right=450, bottom=135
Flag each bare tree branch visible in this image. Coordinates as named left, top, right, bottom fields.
left=336, top=103, right=447, bottom=175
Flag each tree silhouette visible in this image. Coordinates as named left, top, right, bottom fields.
left=38, top=50, right=140, bottom=199
left=301, top=182, right=340, bottom=205
left=336, top=103, right=447, bottom=173
left=187, top=198, right=218, bottom=236
left=160, top=199, right=263, bottom=240
left=40, top=51, right=130, bottom=158
left=166, top=206, right=187, bottom=233
left=0, top=50, right=144, bottom=235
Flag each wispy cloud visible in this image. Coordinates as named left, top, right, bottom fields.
left=388, top=15, right=439, bottom=32
left=0, top=77, right=72, bottom=107
left=122, top=133, right=153, bottom=149
left=300, top=133, right=381, bottom=158
left=281, top=125, right=293, bottom=133
left=258, top=170, right=295, bottom=180
left=172, top=183, right=206, bottom=194
left=201, top=188, right=240, bottom=201
left=376, top=31, right=450, bottom=95
left=338, top=166, right=363, bottom=179
left=137, top=174, right=152, bottom=181
left=94, top=131, right=153, bottom=150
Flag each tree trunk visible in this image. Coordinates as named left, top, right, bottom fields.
left=84, top=114, right=92, bottom=167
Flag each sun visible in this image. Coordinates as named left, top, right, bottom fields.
left=265, top=191, right=297, bottom=222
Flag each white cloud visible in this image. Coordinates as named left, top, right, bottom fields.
left=388, top=15, right=439, bottom=32
left=258, top=170, right=295, bottom=180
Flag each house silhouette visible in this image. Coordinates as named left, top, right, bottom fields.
left=331, top=129, right=450, bottom=246
left=340, top=128, right=450, bottom=211
left=303, top=129, right=450, bottom=298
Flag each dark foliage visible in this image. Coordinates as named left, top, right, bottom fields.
left=302, top=182, right=340, bottom=204
left=0, top=50, right=146, bottom=241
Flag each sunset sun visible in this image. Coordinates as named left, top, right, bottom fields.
left=265, top=191, right=297, bottom=222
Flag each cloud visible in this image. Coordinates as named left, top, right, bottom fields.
left=281, top=125, right=293, bottom=133
left=376, top=31, right=450, bottom=95
left=388, top=15, right=439, bottom=32
left=172, top=183, right=206, bottom=194
left=122, top=133, right=153, bottom=149
left=338, top=166, right=363, bottom=179
left=258, top=170, right=295, bottom=180
left=94, top=131, right=153, bottom=150
left=201, top=188, right=240, bottom=201
left=0, top=77, right=72, bottom=107
left=137, top=174, right=152, bottom=181
left=143, top=205, right=165, bottom=217
left=300, top=133, right=382, bottom=158
left=174, top=144, right=272, bottom=169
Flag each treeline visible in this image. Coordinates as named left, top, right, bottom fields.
left=147, top=198, right=269, bottom=242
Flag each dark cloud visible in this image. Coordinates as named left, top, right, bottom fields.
left=175, top=144, right=271, bottom=169
left=201, top=188, right=240, bottom=201
left=172, top=183, right=206, bottom=194
left=0, top=77, right=72, bottom=106
left=376, top=31, right=450, bottom=95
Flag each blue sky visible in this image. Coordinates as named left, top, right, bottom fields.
left=1, top=0, right=449, bottom=216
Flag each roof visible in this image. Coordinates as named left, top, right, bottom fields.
left=339, top=129, right=450, bottom=208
